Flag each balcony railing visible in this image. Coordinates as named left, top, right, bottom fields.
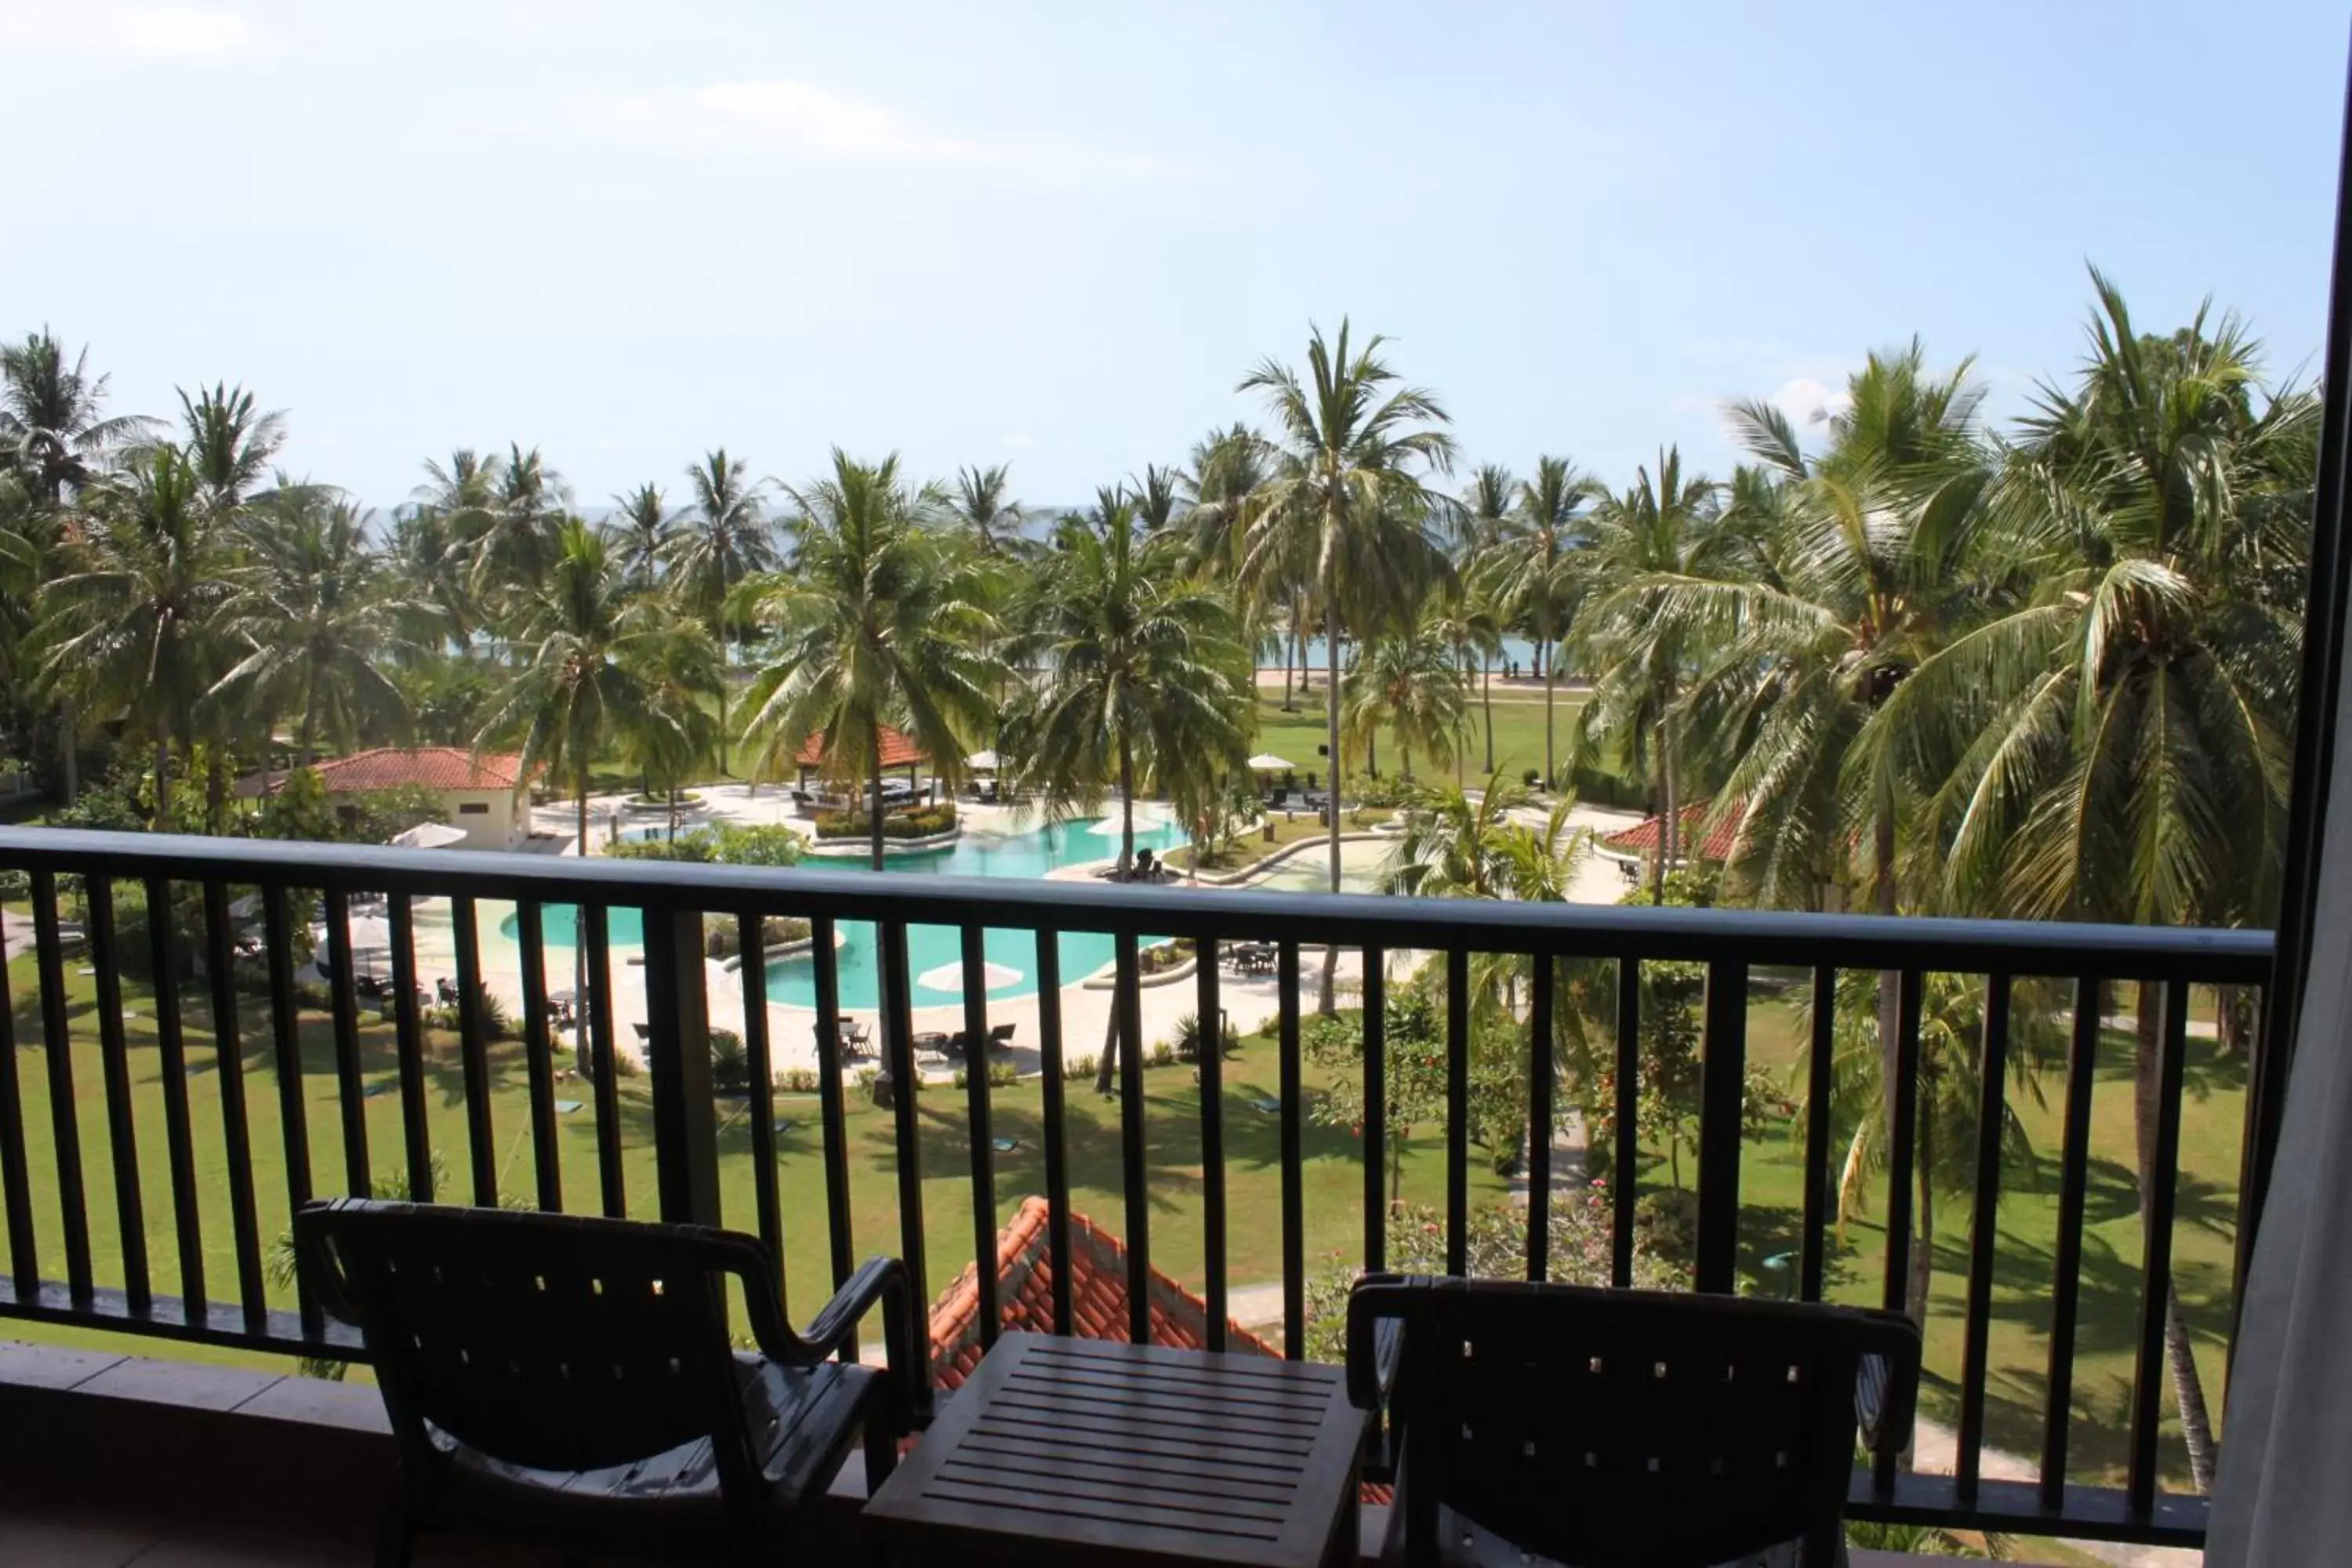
left=0, top=825, right=2275, bottom=1552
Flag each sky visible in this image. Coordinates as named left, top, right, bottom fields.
left=2, top=0, right=2347, bottom=513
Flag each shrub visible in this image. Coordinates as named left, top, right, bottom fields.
left=1174, top=1011, right=1240, bottom=1062
left=775, top=1066, right=821, bottom=1094
left=1063, top=1054, right=1098, bottom=1081
left=854, top=1067, right=879, bottom=1091
left=608, top=832, right=719, bottom=863
left=612, top=1050, right=641, bottom=1078
left=710, top=1029, right=750, bottom=1091
left=952, top=1061, right=1019, bottom=1089
left=812, top=802, right=958, bottom=840
left=711, top=823, right=805, bottom=866
left=1147, top=1039, right=1175, bottom=1068
left=1522, top=768, right=1542, bottom=789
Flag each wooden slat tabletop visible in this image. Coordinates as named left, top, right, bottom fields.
left=865, top=1332, right=1368, bottom=1567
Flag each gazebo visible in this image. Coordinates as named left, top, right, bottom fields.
left=791, top=725, right=931, bottom=811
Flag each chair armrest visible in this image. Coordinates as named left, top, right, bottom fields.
left=1853, top=1315, right=1922, bottom=1456
left=1345, top=1273, right=1425, bottom=1411
left=741, top=1254, right=933, bottom=1432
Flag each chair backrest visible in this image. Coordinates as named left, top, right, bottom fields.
left=1350, top=1276, right=1918, bottom=1568
left=297, top=1200, right=770, bottom=1487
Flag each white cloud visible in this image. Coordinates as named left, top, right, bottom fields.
left=999, top=432, right=1036, bottom=450
left=1766, top=375, right=1852, bottom=430
left=0, top=2, right=268, bottom=60
left=563, top=78, right=1174, bottom=179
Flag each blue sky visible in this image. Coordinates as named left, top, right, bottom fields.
left=1, top=0, right=2344, bottom=511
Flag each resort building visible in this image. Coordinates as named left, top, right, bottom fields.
left=235, top=747, right=535, bottom=850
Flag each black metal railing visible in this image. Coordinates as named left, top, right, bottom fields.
left=0, top=826, right=2276, bottom=1549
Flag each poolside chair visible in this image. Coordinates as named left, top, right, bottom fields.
left=989, top=1022, right=1017, bottom=1051
left=1347, top=1275, right=1918, bottom=1566
left=296, top=1198, right=926, bottom=1568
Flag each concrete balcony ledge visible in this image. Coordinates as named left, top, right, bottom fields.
left=0, top=1341, right=1947, bottom=1566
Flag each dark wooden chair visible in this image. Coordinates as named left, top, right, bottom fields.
left=296, top=1198, right=928, bottom=1567
left=1346, top=1275, right=1919, bottom=1566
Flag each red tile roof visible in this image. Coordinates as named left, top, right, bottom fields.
left=927, top=1196, right=1279, bottom=1392
left=1601, top=798, right=1748, bottom=864
left=241, top=747, right=531, bottom=797
left=795, top=724, right=928, bottom=770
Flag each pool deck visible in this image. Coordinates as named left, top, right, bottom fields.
left=332, top=783, right=1640, bottom=1087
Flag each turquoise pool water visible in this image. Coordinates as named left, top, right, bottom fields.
left=501, top=815, right=1188, bottom=1011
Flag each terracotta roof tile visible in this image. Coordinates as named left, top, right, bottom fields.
left=241, top=747, right=531, bottom=796
left=794, top=725, right=927, bottom=770
left=1602, top=798, right=1748, bottom=864
left=927, top=1196, right=1280, bottom=1391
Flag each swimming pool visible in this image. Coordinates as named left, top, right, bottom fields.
left=500, top=815, right=1189, bottom=1010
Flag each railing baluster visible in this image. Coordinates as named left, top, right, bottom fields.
left=0, top=884, right=39, bottom=1297
left=1956, top=973, right=2013, bottom=1499
left=1195, top=937, right=1225, bottom=1349
left=86, top=876, right=150, bottom=1314
left=1693, top=960, right=1749, bottom=1294
left=1613, top=956, right=1639, bottom=1288
left=201, top=881, right=266, bottom=1330
left=1035, top=931, right=1073, bottom=1338
left=516, top=901, right=561, bottom=1213
left=31, top=870, right=92, bottom=1301
left=1526, top=953, right=1554, bottom=1282
left=321, top=891, right=370, bottom=1194
left=2040, top=975, right=2102, bottom=1509
left=643, top=906, right=719, bottom=1226
left=387, top=894, right=432, bottom=1202
left=1363, top=946, right=1386, bottom=1272
left=1114, top=931, right=1149, bottom=1345
left=1278, top=940, right=1303, bottom=1358
left=1799, top=965, right=1836, bottom=1302
left=741, top=912, right=782, bottom=1300
left=879, top=919, right=927, bottom=1384
left=1445, top=947, right=1468, bottom=1277
left=2128, top=981, right=2191, bottom=1519
left=449, top=898, right=495, bottom=1208
left=143, top=875, right=204, bottom=1317
left=1875, top=967, right=1925, bottom=1495
left=260, top=884, right=319, bottom=1338
left=813, top=916, right=854, bottom=1338
left=584, top=904, right=623, bottom=1218
left=961, top=925, right=999, bottom=1349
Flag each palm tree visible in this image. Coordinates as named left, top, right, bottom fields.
left=1341, top=618, right=1466, bottom=784
left=1239, top=321, right=1456, bottom=1007
left=214, top=490, right=419, bottom=765
left=2, top=331, right=157, bottom=798
left=1007, top=497, right=1251, bottom=874
left=477, top=520, right=674, bottom=862
left=1492, top=456, right=1599, bottom=785
left=1880, top=274, right=2317, bottom=1483
left=1570, top=448, right=1726, bottom=902
left=1454, top=464, right=1516, bottom=772
left=175, top=383, right=287, bottom=510
left=668, top=449, right=778, bottom=779
left=739, top=451, right=1000, bottom=869
left=1382, top=770, right=1532, bottom=899
left=0, top=331, right=155, bottom=506
left=402, top=448, right=503, bottom=642
left=626, top=623, right=724, bottom=837
left=950, top=463, right=1025, bottom=556
left=610, top=482, right=680, bottom=593
left=34, top=448, right=238, bottom=825
left=1424, top=575, right=1504, bottom=783
left=465, top=444, right=567, bottom=620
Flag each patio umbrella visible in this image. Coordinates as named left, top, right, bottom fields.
left=391, top=821, right=467, bottom=849
left=1247, top=753, right=1294, bottom=771
left=916, top=958, right=1025, bottom=993
left=965, top=750, right=1001, bottom=772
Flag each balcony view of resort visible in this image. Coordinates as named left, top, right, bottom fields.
left=1, top=4, right=2347, bottom=1566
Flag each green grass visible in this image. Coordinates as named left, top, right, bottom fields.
left=0, top=943, right=1504, bottom=1372
left=0, top=938, right=2236, bottom=1500
left=1248, top=688, right=1588, bottom=791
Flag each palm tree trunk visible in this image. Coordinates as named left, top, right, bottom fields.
left=1482, top=650, right=1495, bottom=775
left=296, top=664, right=323, bottom=768
left=1282, top=615, right=1297, bottom=712
left=1094, top=737, right=1142, bottom=1098
left=1543, top=630, right=1557, bottom=789
left=1871, top=811, right=1917, bottom=1326
left=1650, top=720, right=1678, bottom=906
left=2135, top=985, right=2219, bottom=1489
left=868, top=731, right=886, bottom=873
left=151, top=720, right=172, bottom=830
left=59, top=699, right=78, bottom=804
left=1911, top=1095, right=1936, bottom=1326
left=1319, top=579, right=1344, bottom=1015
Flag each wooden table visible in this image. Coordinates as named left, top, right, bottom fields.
left=864, top=1332, right=1368, bottom=1568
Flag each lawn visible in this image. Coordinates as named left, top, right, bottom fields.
left=1247, top=688, right=1590, bottom=793
left=0, top=935, right=2238, bottom=1501
left=1167, top=809, right=1392, bottom=875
